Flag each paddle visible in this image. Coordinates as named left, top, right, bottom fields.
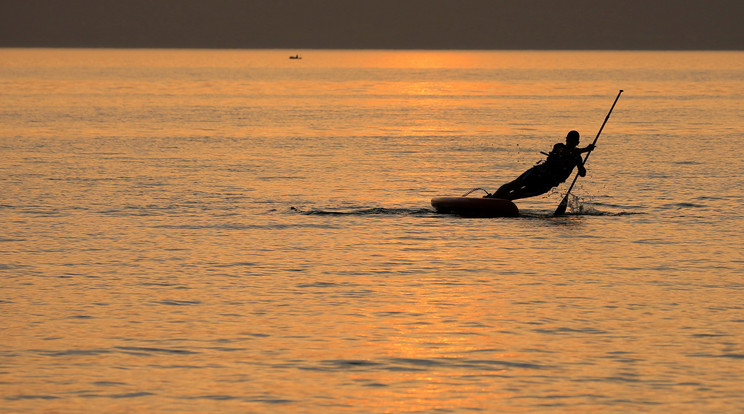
left=554, top=90, right=623, bottom=216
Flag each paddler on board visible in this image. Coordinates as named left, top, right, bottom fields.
left=486, top=130, right=594, bottom=200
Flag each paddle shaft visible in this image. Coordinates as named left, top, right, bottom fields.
left=554, top=90, right=623, bottom=215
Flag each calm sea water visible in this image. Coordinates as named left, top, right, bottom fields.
left=1, top=49, right=743, bottom=413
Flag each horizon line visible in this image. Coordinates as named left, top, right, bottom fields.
left=2, top=46, right=743, bottom=52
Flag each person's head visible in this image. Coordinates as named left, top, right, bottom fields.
left=566, top=130, right=580, bottom=147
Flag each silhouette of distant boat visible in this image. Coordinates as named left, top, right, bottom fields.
left=289, top=54, right=302, bottom=60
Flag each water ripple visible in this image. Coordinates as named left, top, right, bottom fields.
left=291, top=206, right=435, bottom=216
left=115, top=346, right=199, bottom=355
left=309, top=357, right=546, bottom=372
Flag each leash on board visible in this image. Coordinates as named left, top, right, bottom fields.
left=462, top=188, right=492, bottom=197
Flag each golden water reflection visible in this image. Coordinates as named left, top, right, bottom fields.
left=2, top=49, right=743, bottom=412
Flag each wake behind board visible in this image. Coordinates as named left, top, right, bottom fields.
left=431, top=197, right=519, bottom=218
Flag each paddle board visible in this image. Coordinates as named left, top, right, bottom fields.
left=431, top=196, right=519, bottom=218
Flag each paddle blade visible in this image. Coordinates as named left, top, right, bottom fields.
left=554, top=197, right=569, bottom=216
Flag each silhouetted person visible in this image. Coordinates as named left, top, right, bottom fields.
left=487, top=130, right=594, bottom=200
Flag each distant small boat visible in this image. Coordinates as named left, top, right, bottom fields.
left=289, top=54, right=302, bottom=60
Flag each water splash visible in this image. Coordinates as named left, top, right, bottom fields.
left=566, top=193, right=585, bottom=214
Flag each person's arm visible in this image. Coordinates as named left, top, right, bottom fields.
left=578, top=144, right=595, bottom=153
left=576, top=155, right=587, bottom=177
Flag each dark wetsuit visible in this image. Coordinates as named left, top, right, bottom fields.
left=540, top=143, right=584, bottom=185
left=490, top=143, right=585, bottom=200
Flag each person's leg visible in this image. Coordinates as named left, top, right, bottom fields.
left=491, top=180, right=518, bottom=198
left=502, top=172, right=554, bottom=200
left=507, top=183, right=553, bottom=200
left=490, top=169, right=532, bottom=199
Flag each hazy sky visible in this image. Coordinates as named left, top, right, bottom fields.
left=1, top=0, right=742, bottom=50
